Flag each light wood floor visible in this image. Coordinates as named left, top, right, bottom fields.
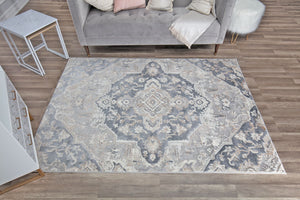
left=0, top=0, right=300, bottom=199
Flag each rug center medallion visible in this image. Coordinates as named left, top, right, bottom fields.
left=96, top=62, right=210, bottom=164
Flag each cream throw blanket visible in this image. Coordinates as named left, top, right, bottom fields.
left=169, top=11, right=215, bottom=48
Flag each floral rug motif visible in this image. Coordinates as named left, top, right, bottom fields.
left=35, top=58, right=285, bottom=173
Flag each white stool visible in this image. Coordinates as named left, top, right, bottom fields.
left=0, top=9, right=69, bottom=76
left=228, top=0, right=265, bottom=44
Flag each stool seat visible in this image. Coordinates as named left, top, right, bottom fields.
left=228, top=0, right=265, bottom=35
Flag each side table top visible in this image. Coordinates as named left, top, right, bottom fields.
left=0, top=9, right=56, bottom=38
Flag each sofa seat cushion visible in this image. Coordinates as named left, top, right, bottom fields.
left=84, top=7, right=220, bottom=45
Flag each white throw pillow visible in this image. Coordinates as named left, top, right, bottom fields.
left=84, top=0, right=114, bottom=11
left=187, top=0, right=215, bottom=16
left=146, top=0, right=173, bottom=12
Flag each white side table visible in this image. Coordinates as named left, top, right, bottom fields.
left=0, top=9, right=69, bottom=76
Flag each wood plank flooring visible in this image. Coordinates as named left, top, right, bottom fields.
left=0, top=0, right=300, bottom=199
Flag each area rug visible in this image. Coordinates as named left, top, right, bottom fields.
left=35, top=58, right=285, bottom=174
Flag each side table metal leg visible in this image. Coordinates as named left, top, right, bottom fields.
left=55, top=21, right=69, bottom=59
left=24, top=38, right=45, bottom=76
left=40, top=33, right=49, bottom=50
left=6, top=32, right=26, bottom=64
left=1, top=30, right=23, bottom=65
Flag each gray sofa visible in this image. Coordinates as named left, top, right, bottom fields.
left=67, top=0, right=236, bottom=56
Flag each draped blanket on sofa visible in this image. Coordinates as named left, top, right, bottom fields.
left=170, top=11, right=215, bottom=48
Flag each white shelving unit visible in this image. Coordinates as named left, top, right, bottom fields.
left=0, top=66, right=44, bottom=194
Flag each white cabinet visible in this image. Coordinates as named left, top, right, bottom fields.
left=0, top=66, right=40, bottom=186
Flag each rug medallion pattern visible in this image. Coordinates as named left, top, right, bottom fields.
left=35, top=58, right=285, bottom=173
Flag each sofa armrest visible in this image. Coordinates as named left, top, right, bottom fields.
left=67, top=0, right=90, bottom=45
left=215, top=0, right=236, bottom=44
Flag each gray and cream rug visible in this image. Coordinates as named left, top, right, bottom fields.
left=35, top=58, right=285, bottom=174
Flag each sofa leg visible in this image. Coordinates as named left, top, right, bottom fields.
left=84, top=46, right=90, bottom=57
left=214, top=44, right=220, bottom=56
